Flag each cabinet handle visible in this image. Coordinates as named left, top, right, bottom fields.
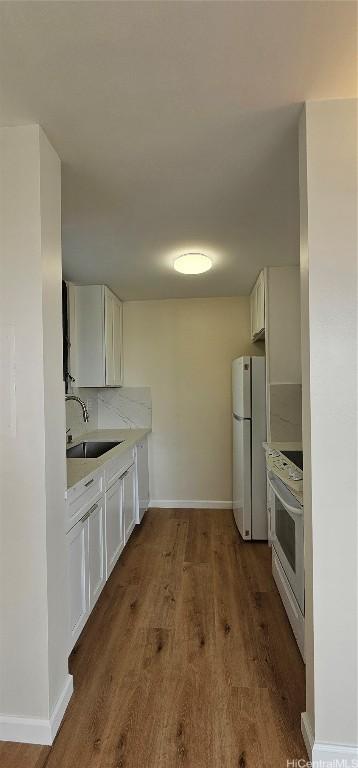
left=121, top=465, right=134, bottom=479
left=84, top=478, right=94, bottom=488
left=81, top=503, right=98, bottom=523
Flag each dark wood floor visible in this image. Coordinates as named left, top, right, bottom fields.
left=1, top=509, right=307, bottom=768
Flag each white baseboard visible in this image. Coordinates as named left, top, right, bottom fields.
left=312, top=741, right=358, bottom=763
left=0, top=674, right=73, bottom=745
left=301, top=711, right=358, bottom=764
left=149, top=500, right=233, bottom=510
left=301, top=711, right=314, bottom=757
left=49, top=674, right=73, bottom=743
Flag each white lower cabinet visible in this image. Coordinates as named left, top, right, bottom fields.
left=105, top=477, right=124, bottom=578
left=88, top=498, right=106, bottom=610
left=67, top=495, right=105, bottom=652
left=135, top=438, right=149, bottom=523
left=66, top=443, right=148, bottom=653
left=123, top=463, right=136, bottom=544
left=67, top=516, right=89, bottom=651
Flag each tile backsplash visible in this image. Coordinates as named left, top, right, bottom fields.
left=269, top=383, right=302, bottom=442
left=65, top=386, right=152, bottom=439
left=97, top=387, right=152, bottom=429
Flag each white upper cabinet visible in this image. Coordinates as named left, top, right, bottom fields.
left=74, top=284, right=123, bottom=387
left=67, top=282, right=79, bottom=386
left=105, top=287, right=123, bottom=386
left=250, top=270, right=265, bottom=340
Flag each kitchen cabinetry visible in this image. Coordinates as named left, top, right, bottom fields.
left=250, top=270, right=265, bottom=340
left=66, top=484, right=106, bottom=651
left=74, top=284, right=123, bottom=387
left=104, top=287, right=123, bottom=386
left=105, top=477, right=124, bottom=578
left=88, top=498, right=106, bottom=610
left=66, top=441, right=147, bottom=652
left=123, top=463, right=136, bottom=543
left=67, top=515, right=89, bottom=651
left=67, top=490, right=105, bottom=651
left=135, top=438, right=149, bottom=523
left=67, top=282, right=78, bottom=386
left=66, top=468, right=103, bottom=534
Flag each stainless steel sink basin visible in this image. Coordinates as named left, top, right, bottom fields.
left=66, top=441, right=123, bottom=459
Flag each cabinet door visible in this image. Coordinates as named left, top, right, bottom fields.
left=67, top=518, right=89, bottom=652
left=250, top=281, right=258, bottom=340
left=135, top=439, right=149, bottom=523
left=67, top=282, right=78, bottom=385
left=104, top=288, right=115, bottom=386
left=250, top=271, right=265, bottom=339
left=88, top=498, right=106, bottom=610
left=112, top=297, right=123, bottom=386
left=105, top=477, right=124, bottom=578
left=76, top=285, right=106, bottom=387
left=256, top=271, right=265, bottom=335
left=123, top=463, right=136, bottom=545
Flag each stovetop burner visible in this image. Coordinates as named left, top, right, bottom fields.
left=280, top=450, right=303, bottom=471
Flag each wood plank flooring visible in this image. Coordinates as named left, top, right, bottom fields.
left=0, top=509, right=307, bottom=768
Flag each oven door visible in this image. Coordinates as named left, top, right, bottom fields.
left=267, top=471, right=304, bottom=614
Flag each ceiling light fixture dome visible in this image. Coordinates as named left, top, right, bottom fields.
left=174, top=252, right=212, bottom=275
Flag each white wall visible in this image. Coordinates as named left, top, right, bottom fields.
left=39, top=130, right=71, bottom=715
left=265, top=266, right=301, bottom=384
left=0, top=126, right=71, bottom=742
left=298, top=108, right=315, bottom=741
left=265, top=266, right=302, bottom=442
left=123, top=297, right=262, bottom=505
left=299, top=100, right=357, bottom=759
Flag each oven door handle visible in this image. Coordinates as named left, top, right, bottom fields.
left=267, top=471, right=304, bottom=517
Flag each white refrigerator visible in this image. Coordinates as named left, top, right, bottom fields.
left=232, top=356, right=267, bottom=540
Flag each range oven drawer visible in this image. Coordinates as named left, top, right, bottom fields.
left=272, top=549, right=305, bottom=659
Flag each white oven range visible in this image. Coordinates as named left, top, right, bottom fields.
left=265, top=447, right=305, bottom=658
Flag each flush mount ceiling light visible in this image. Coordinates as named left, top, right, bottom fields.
left=174, top=252, right=213, bottom=275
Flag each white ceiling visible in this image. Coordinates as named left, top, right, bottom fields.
left=0, top=1, right=356, bottom=299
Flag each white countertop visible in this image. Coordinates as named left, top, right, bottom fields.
left=263, top=440, right=303, bottom=505
left=66, top=428, right=151, bottom=490
left=263, top=441, right=302, bottom=452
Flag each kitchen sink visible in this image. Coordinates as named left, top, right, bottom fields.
left=66, top=441, right=123, bottom=459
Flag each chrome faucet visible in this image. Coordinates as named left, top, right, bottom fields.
left=65, top=395, right=89, bottom=423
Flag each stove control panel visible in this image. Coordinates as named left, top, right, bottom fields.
left=266, top=449, right=303, bottom=500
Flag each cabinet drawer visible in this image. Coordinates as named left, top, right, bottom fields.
left=66, top=469, right=103, bottom=533
left=105, top=449, right=134, bottom=490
